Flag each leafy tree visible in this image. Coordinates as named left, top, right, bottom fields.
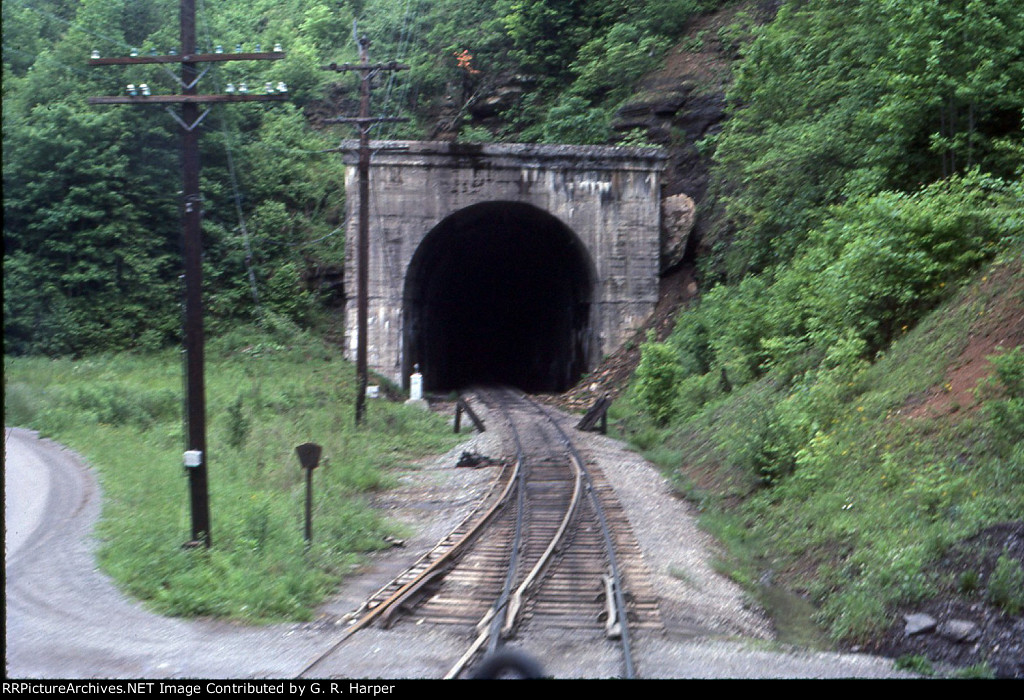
left=569, top=22, right=668, bottom=104
left=635, top=332, right=682, bottom=426
left=536, top=95, right=611, bottom=144
left=3, top=0, right=186, bottom=353
left=637, top=0, right=710, bottom=36
left=712, top=0, right=1024, bottom=277
left=876, top=0, right=1024, bottom=180
left=499, top=0, right=591, bottom=80
left=796, top=173, right=1016, bottom=355
left=660, top=170, right=1021, bottom=416
left=3, top=0, right=358, bottom=354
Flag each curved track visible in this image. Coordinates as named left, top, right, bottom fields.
left=300, top=388, right=662, bottom=679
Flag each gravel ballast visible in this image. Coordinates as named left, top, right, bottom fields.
left=301, top=403, right=914, bottom=678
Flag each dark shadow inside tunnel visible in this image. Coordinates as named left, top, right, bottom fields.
left=403, top=201, right=595, bottom=394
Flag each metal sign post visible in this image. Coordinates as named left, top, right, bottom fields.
left=296, top=443, right=323, bottom=544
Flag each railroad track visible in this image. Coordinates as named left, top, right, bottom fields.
left=299, top=387, right=661, bottom=678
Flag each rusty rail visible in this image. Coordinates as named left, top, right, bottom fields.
left=299, top=388, right=648, bottom=680
left=523, top=393, right=635, bottom=678
left=297, top=411, right=515, bottom=677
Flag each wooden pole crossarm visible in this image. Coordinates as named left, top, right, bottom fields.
left=324, top=116, right=409, bottom=125
left=321, top=61, right=409, bottom=73
left=322, top=33, right=408, bottom=426
left=85, top=0, right=288, bottom=548
left=88, top=52, right=285, bottom=66
left=88, top=94, right=289, bottom=105
left=323, top=144, right=410, bottom=155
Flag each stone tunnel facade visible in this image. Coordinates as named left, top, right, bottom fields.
left=341, top=140, right=666, bottom=393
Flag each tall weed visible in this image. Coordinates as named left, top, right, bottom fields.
left=4, top=333, right=461, bottom=623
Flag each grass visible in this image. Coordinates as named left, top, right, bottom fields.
left=613, top=255, right=1024, bottom=644
left=4, top=322, right=462, bottom=623
left=987, top=551, right=1024, bottom=615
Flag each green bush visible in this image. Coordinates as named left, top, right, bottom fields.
left=3, top=381, right=39, bottom=427
left=569, top=23, right=669, bottom=104
left=701, top=275, right=772, bottom=386
left=980, top=347, right=1024, bottom=488
left=670, top=312, right=713, bottom=378
left=712, top=0, right=1024, bottom=275
left=69, top=384, right=178, bottom=430
left=895, top=655, right=934, bottom=676
left=904, top=461, right=964, bottom=521
left=801, top=173, right=1012, bottom=355
left=538, top=96, right=612, bottom=145
left=635, top=333, right=682, bottom=426
left=958, top=569, right=980, bottom=595
left=989, top=346, right=1024, bottom=397
left=672, top=371, right=722, bottom=422
left=710, top=383, right=791, bottom=485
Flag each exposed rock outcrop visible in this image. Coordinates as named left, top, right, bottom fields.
left=661, top=193, right=697, bottom=273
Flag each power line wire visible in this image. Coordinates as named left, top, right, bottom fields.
left=2, top=43, right=93, bottom=76
left=197, top=0, right=261, bottom=309
left=7, top=0, right=184, bottom=85
left=377, top=0, right=420, bottom=141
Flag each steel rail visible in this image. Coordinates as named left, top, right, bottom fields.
left=483, top=389, right=529, bottom=655
left=521, top=393, right=637, bottom=679
left=444, top=388, right=589, bottom=679
left=298, top=387, right=637, bottom=680
left=447, top=388, right=587, bottom=678
left=296, top=411, right=518, bottom=678
left=501, top=443, right=582, bottom=637
left=445, top=388, right=529, bottom=679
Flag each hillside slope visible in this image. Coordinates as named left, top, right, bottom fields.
left=611, top=252, right=1022, bottom=677
left=866, top=258, right=1023, bottom=675
left=580, top=1, right=1023, bottom=676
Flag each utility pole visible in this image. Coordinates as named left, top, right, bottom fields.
left=322, top=34, right=407, bottom=426
left=88, top=0, right=287, bottom=548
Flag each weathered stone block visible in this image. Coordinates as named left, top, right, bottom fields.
left=341, top=141, right=666, bottom=391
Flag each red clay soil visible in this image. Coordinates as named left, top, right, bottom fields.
left=904, top=259, right=1024, bottom=420
left=865, top=258, right=1024, bottom=678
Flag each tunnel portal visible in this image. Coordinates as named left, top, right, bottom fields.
left=339, top=140, right=665, bottom=393
left=404, top=202, right=594, bottom=393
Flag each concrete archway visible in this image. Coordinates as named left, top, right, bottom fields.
left=403, top=201, right=595, bottom=393
left=340, top=141, right=665, bottom=390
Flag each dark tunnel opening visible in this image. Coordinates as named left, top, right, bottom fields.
left=403, top=202, right=595, bottom=394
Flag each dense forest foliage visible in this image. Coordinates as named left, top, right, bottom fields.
left=3, top=0, right=718, bottom=355
left=621, top=0, right=1023, bottom=652
left=4, top=0, right=1021, bottom=356
left=5, top=0, right=1021, bottom=438
left=637, top=0, right=1022, bottom=425
left=710, top=0, right=1023, bottom=280
left=3, top=0, right=356, bottom=355
left=5, top=0, right=1023, bottom=659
